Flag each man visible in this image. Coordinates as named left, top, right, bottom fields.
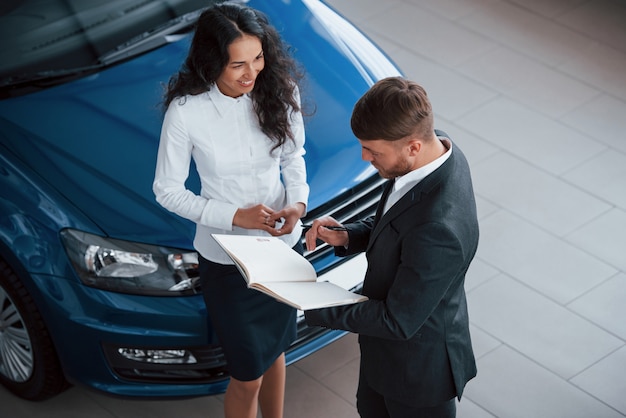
left=304, top=77, right=478, bottom=418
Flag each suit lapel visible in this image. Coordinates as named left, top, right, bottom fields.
left=368, top=182, right=424, bottom=250
left=367, top=149, right=456, bottom=250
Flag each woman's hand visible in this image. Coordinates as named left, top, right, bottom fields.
left=268, top=202, right=306, bottom=236
left=233, top=204, right=279, bottom=233
left=233, top=202, right=306, bottom=236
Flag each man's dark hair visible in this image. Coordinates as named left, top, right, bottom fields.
left=351, top=76, right=434, bottom=141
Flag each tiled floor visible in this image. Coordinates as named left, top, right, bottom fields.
left=2, top=0, right=626, bottom=417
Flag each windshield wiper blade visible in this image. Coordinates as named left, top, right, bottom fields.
left=98, top=8, right=202, bottom=66
left=0, top=8, right=204, bottom=97
left=0, top=65, right=102, bottom=98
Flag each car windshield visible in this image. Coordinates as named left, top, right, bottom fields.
left=0, top=0, right=213, bottom=89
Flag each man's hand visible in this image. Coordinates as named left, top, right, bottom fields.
left=304, top=216, right=348, bottom=251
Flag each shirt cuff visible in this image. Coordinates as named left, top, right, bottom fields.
left=200, top=199, right=238, bottom=230
left=287, top=190, right=309, bottom=216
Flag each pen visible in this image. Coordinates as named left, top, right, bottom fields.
left=302, top=224, right=347, bottom=232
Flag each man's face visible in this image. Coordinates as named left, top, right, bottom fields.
left=358, top=138, right=414, bottom=179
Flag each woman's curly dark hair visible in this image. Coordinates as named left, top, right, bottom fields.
left=163, top=2, right=305, bottom=151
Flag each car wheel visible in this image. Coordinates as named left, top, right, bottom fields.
left=0, top=258, right=69, bottom=400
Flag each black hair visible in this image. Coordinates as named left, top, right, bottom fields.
left=163, top=2, right=305, bottom=150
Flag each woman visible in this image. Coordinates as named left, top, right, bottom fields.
left=153, top=3, right=309, bottom=417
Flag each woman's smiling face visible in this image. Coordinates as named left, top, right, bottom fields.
left=216, top=34, right=265, bottom=98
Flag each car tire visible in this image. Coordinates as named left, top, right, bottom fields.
left=0, top=258, right=69, bottom=400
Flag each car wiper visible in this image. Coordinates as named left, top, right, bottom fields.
left=0, top=66, right=102, bottom=98
left=98, top=8, right=203, bottom=66
left=0, top=8, right=203, bottom=98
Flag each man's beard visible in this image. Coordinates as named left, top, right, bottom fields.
left=374, top=157, right=412, bottom=179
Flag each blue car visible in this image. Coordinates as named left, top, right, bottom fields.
left=0, top=0, right=400, bottom=400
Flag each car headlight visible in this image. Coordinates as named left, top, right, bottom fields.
left=60, top=229, right=199, bottom=296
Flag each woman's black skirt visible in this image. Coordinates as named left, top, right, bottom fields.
left=198, top=244, right=299, bottom=381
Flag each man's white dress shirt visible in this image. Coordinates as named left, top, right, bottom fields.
left=383, top=138, right=452, bottom=214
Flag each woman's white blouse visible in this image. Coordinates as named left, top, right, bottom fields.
left=153, top=85, right=309, bottom=264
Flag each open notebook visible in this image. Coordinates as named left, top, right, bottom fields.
left=211, top=234, right=368, bottom=310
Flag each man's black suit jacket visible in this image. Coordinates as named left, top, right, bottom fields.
left=306, top=136, right=479, bottom=408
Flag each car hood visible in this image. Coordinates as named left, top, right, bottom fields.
left=0, top=0, right=399, bottom=246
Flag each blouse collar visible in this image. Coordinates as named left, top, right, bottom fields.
left=207, top=84, right=252, bottom=118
